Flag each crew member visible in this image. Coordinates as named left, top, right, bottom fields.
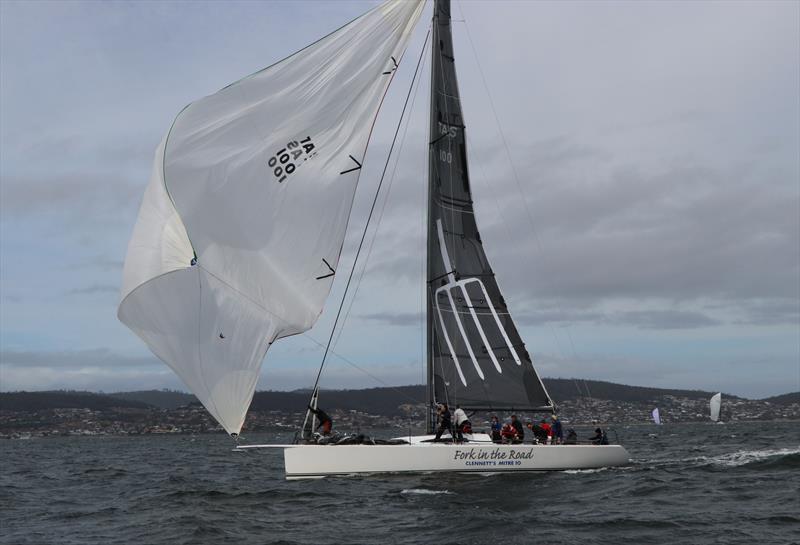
left=510, top=414, right=524, bottom=443
left=500, top=423, right=518, bottom=443
left=308, top=405, right=332, bottom=435
left=550, top=415, right=564, bottom=444
left=539, top=418, right=552, bottom=443
left=490, top=415, right=502, bottom=443
left=588, top=427, right=608, bottom=445
left=434, top=403, right=453, bottom=442
left=453, top=405, right=471, bottom=442
left=527, top=421, right=548, bottom=444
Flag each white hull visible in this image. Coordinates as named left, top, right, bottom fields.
left=282, top=442, right=630, bottom=479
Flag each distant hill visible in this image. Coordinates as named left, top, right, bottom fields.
left=0, top=391, right=150, bottom=412
left=250, top=386, right=424, bottom=416
left=249, top=379, right=757, bottom=416
left=762, top=392, right=800, bottom=405
left=2, top=381, right=796, bottom=414
left=110, top=390, right=197, bottom=409
left=543, top=378, right=741, bottom=404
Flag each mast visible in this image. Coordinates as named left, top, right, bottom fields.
left=426, top=0, right=554, bottom=431
left=426, top=0, right=446, bottom=434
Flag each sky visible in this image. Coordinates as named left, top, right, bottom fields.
left=1, top=0, right=798, bottom=399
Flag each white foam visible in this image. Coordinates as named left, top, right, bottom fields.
left=656, top=447, right=800, bottom=468
left=400, top=488, right=453, bottom=495
left=563, top=467, right=609, bottom=474
left=708, top=447, right=800, bottom=467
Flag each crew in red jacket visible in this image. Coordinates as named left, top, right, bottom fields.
left=539, top=419, right=552, bottom=443
left=500, top=423, right=518, bottom=443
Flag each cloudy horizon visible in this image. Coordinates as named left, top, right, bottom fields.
left=1, top=0, right=798, bottom=400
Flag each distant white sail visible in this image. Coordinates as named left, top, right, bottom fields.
left=710, top=393, right=722, bottom=422
left=651, top=408, right=661, bottom=425
left=118, top=0, right=424, bottom=435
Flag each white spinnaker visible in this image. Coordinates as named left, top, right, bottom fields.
left=118, top=0, right=424, bottom=435
left=710, top=393, right=722, bottom=422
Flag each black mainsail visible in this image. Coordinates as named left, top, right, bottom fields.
left=426, top=0, right=554, bottom=431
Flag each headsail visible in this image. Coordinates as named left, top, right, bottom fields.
left=119, top=0, right=424, bottom=435
left=426, top=0, right=554, bottom=424
left=710, top=392, right=722, bottom=422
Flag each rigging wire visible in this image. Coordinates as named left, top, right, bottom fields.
left=455, top=1, right=545, bottom=255
left=419, top=58, right=428, bottom=390
left=331, top=33, right=430, bottom=353
left=455, top=1, right=589, bottom=401
left=300, top=332, right=425, bottom=406
left=307, top=29, right=432, bottom=402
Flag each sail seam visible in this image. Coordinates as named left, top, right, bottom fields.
left=195, top=264, right=289, bottom=329
left=194, top=269, right=225, bottom=434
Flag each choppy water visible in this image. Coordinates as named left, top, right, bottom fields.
left=1, top=421, right=798, bottom=545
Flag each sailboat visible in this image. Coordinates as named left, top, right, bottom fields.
left=651, top=408, right=661, bottom=425
left=710, top=392, right=722, bottom=423
left=119, top=0, right=629, bottom=478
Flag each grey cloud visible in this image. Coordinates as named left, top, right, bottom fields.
left=9, top=133, right=157, bottom=178
left=0, top=0, right=796, bottom=397
left=65, top=257, right=124, bottom=271
left=66, top=284, right=119, bottom=296
left=333, top=143, right=799, bottom=330
left=0, top=348, right=160, bottom=370
left=470, top=157, right=798, bottom=304
left=736, top=299, right=800, bottom=326
left=0, top=173, right=141, bottom=220
left=0, top=365, right=183, bottom=393
left=514, top=309, right=606, bottom=326
left=360, top=312, right=423, bottom=327
left=611, top=310, right=722, bottom=330
left=344, top=130, right=798, bottom=303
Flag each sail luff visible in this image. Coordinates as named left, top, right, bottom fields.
left=426, top=0, right=554, bottom=415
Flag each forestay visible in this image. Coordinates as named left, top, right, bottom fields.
left=119, top=0, right=424, bottom=435
left=426, top=0, right=554, bottom=420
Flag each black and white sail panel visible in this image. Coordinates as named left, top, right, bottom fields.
left=427, top=0, right=554, bottom=413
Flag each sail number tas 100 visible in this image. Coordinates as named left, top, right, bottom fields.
left=268, top=137, right=316, bottom=183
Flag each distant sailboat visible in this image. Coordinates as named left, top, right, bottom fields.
left=651, top=408, right=661, bottom=425
left=710, top=393, right=722, bottom=422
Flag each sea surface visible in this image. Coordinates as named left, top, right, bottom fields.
left=1, top=421, right=798, bottom=545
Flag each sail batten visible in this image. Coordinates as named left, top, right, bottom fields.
left=426, top=0, right=553, bottom=429
left=119, top=0, right=425, bottom=435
